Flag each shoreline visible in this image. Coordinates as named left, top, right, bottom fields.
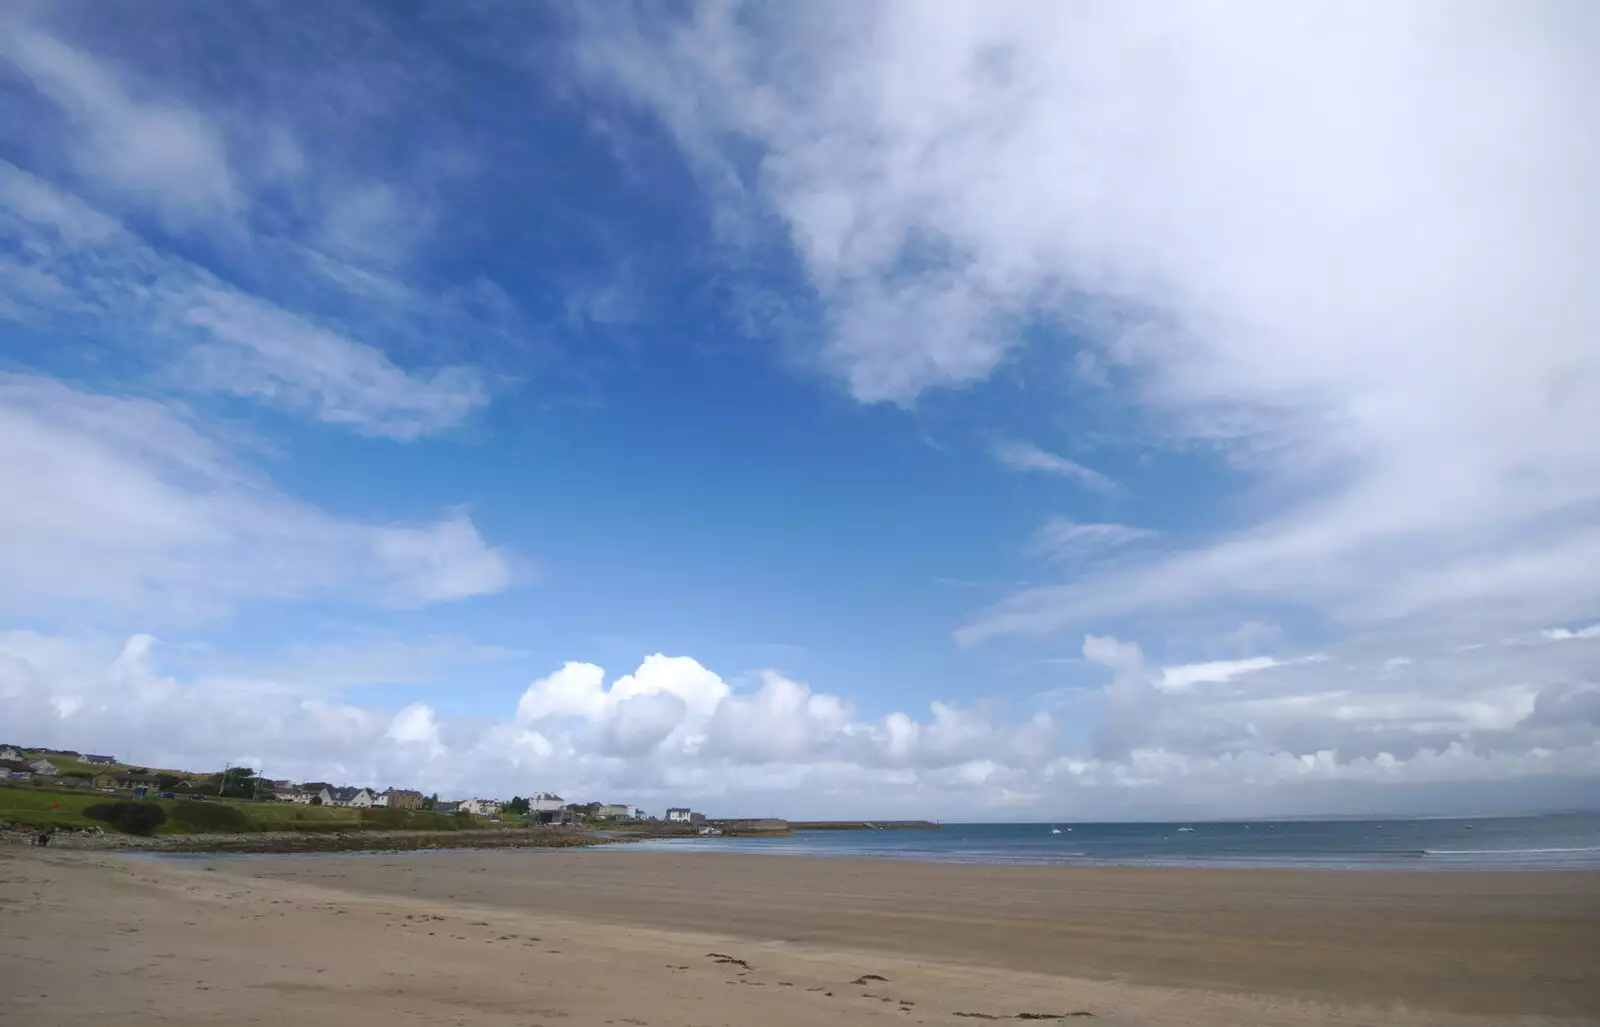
left=20, top=826, right=1596, bottom=870
left=2, top=824, right=612, bottom=854
left=8, top=809, right=1598, bottom=869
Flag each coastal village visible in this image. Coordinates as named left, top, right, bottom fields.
left=0, top=745, right=721, bottom=836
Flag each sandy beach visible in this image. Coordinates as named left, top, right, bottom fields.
left=3, top=847, right=1596, bottom=1026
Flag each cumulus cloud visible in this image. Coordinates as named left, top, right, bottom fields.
left=387, top=703, right=447, bottom=759
left=0, top=374, right=512, bottom=621
left=4, top=631, right=1595, bottom=818
left=517, top=655, right=730, bottom=729
left=703, top=672, right=854, bottom=764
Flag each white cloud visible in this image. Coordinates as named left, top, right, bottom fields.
left=703, top=672, right=854, bottom=764
left=1543, top=624, right=1600, bottom=642
left=0, top=21, right=240, bottom=227
left=582, top=4, right=1600, bottom=669
left=1158, top=656, right=1283, bottom=693
left=1073, top=630, right=1600, bottom=795
left=0, top=164, right=488, bottom=439
left=0, top=18, right=510, bottom=441
left=990, top=440, right=1113, bottom=490
left=180, top=287, right=487, bottom=439
left=316, top=182, right=431, bottom=269
left=387, top=703, right=447, bottom=759
left=5, top=632, right=1593, bottom=817
left=1029, top=517, right=1154, bottom=563
left=0, top=16, right=439, bottom=281
left=517, top=654, right=731, bottom=729
left=0, top=374, right=512, bottom=620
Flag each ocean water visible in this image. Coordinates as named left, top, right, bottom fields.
left=624, top=813, right=1600, bottom=870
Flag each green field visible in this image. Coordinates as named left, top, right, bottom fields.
left=0, top=785, right=101, bottom=829
left=11, top=750, right=191, bottom=782
left=0, top=783, right=495, bottom=835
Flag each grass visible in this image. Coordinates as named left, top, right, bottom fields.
left=0, top=785, right=101, bottom=829
left=0, top=783, right=502, bottom=836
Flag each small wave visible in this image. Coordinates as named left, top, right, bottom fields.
left=1424, top=846, right=1600, bottom=856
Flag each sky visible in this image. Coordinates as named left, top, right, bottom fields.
left=1, top=1, right=1597, bottom=820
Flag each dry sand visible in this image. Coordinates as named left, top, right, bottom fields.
left=2, top=846, right=1596, bottom=1026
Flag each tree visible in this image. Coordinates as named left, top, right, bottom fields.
left=220, top=767, right=260, bottom=799
left=503, top=796, right=530, bottom=816
left=422, top=793, right=438, bottom=811
left=309, top=794, right=323, bottom=806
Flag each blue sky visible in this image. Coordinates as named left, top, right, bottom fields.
left=2, top=2, right=1598, bottom=819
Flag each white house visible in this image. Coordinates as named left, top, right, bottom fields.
left=528, top=792, right=565, bottom=814
left=458, top=798, right=501, bottom=816
left=27, top=758, right=57, bottom=775
left=666, top=808, right=693, bottom=823
left=321, top=786, right=377, bottom=807
left=0, top=747, right=21, bottom=761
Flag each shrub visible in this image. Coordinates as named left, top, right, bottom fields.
left=356, top=808, right=472, bottom=831
left=84, top=801, right=167, bottom=836
left=166, top=799, right=252, bottom=833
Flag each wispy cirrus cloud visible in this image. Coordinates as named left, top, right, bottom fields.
left=1029, top=517, right=1154, bottom=563
left=0, top=15, right=511, bottom=439
left=0, top=19, right=240, bottom=228
left=990, top=439, right=1114, bottom=490
left=0, top=374, right=513, bottom=622
left=0, top=162, right=487, bottom=439
left=575, top=3, right=1600, bottom=654
left=179, top=286, right=487, bottom=439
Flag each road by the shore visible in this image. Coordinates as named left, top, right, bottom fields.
left=3, top=847, right=1596, bottom=1026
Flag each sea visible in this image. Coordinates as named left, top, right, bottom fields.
left=623, top=812, right=1600, bottom=870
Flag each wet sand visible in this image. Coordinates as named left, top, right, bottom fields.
left=2, top=847, right=1596, bottom=1026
